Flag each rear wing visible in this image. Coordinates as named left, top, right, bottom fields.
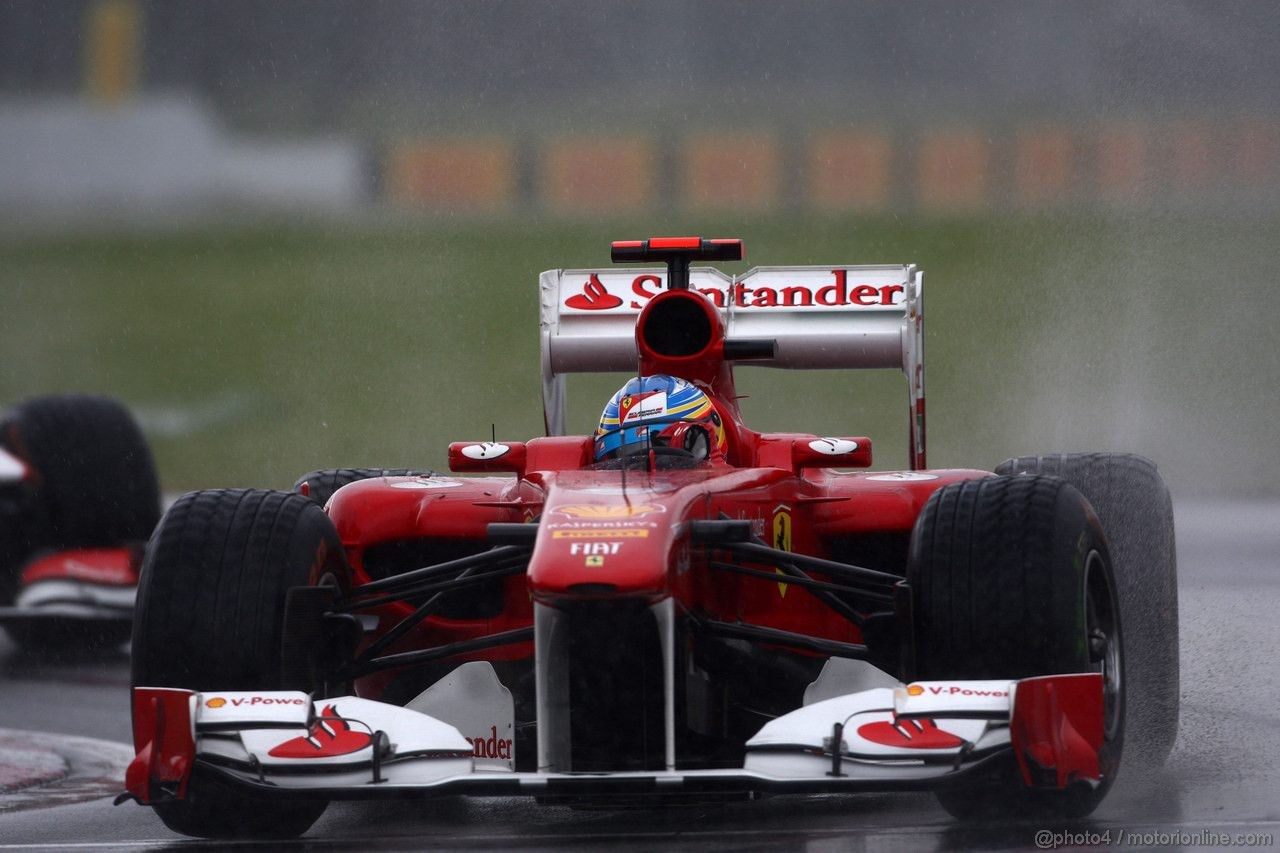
left=538, top=264, right=926, bottom=469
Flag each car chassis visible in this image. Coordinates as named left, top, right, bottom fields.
left=121, top=238, right=1164, bottom=836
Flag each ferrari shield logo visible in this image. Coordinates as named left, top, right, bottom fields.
left=773, top=504, right=792, bottom=597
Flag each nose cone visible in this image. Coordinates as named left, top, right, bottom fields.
left=528, top=489, right=683, bottom=601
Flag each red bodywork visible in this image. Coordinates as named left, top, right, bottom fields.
left=21, top=547, right=141, bottom=588
left=119, top=238, right=1113, bottom=811
left=325, top=281, right=988, bottom=704
left=332, top=458, right=988, bottom=687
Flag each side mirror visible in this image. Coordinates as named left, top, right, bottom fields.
left=448, top=441, right=527, bottom=474
left=791, top=437, right=873, bottom=470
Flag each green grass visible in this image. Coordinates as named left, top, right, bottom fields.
left=2, top=212, right=1276, bottom=496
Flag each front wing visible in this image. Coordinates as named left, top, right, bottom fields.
left=120, top=673, right=1104, bottom=806
left=0, top=548, right=139, bottom=629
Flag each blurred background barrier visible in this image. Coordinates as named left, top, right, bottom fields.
left=1013, top=127, right=1074, bottom=207
left=2, top=0, right=1278, bottom=220
left=0, top=97, right=366, bottom=217
left=388, top=138, right=517, bottom=212
left=540, top=136, right=658, bottom=214
left=681, top=132, right=783, bottom=212
left=1097, top=124, right=1148, bottom=204
left=808, top=131, right=894, bottom=213
left=6, top=98, right=1276, bottom=218
left=914, top=129, right=991, bottom=212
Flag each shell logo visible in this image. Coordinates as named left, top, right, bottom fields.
left=555, top=504, right=661, bottom=519
left=906, top=684, right=924, bottom=696
left=205, top=697, right=227, bottom=708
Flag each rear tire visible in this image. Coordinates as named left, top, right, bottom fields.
left=996, top=453, right=1178, bottom=765
left=0, top=395, right=160, bottom=649
left=909, top=475, right=1124, bottom=820
left=132, top=489, right=346, bottom=838
left=0, top=499, right=31, bottom=605
left=1, top=394, right=160, bottom=551
left=292, top=467, right=435, bottom=508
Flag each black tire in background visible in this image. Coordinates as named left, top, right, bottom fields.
left=0, top=478, right=34, bottom=605
left=292, top=467, right=436, bottom=508
left=995, top=453, right=1178, bottom=766
left=132, top=489, right=348, bottom=838
left=909, top=475, right=1124, bottom=819
left=0, top=394, right=160, bottom=552
left=0, top=394, right=160, bottom=648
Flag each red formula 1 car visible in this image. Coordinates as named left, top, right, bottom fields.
left=0, top=395, right=160, bottom=650
left=121, top=239, right=1179, bottom=839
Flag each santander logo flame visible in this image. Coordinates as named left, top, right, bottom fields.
left=561, top=270, right=906, bottom=312
left=856, top=718, right=965, bottom=750
left=268, top=705, right=372, bottom=759
left=564, top=274, right=624, bottom=310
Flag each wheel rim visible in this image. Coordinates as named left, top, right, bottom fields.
left=1084, top=550, right=1123, bottom=740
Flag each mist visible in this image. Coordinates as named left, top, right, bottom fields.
left=1, top=0, right=1277, bottom=496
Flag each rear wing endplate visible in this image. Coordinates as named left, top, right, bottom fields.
left=538, top=265, right=926, bottom=469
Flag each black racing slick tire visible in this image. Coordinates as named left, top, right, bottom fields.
left=0, top=394, right=160, bottom=553
left=132, top=489, right=347, bottom=839
left=0, top=489, right=30, bottom=606
left=996, top=453, right=1178, bottom=766
left=0, top=394, right=160, bottom=648
left=908, top=475, right=1124, bottom=820
left=292, top=467, right=436, bottom=508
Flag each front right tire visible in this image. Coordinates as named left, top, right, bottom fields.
left=132, top=489, right=347, bottom=838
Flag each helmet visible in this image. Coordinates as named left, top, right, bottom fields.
left=594, top=375, right=726, bottom=462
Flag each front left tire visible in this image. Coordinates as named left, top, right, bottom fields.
left=909, top=475, right=1124, bottom=819
left=996, top=452, right=1178, bottom=766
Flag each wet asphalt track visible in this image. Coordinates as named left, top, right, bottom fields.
left=0, top=500, right=1277, bottom=851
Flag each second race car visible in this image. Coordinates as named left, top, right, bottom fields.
left=0, top=394, right=160, bottom=650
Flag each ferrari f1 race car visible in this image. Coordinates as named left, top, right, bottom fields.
left=0, top=394, right=160, bottom=650
left=120, top=238, right=1179, bottom=838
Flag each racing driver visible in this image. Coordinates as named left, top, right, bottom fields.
left=593, top=374, right=726, bottom=463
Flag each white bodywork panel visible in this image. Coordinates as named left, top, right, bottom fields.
left=192, top=691, right=474, bottom=788
left=804, top=658, right=900, bottom=705
left=407, top=661, right=515, bottom=771
left=0, top=446, right=26, bottom=482
left=177, top=675, right=1024, bottom=793
left=13, top=579, right=137, bottom=613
